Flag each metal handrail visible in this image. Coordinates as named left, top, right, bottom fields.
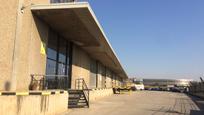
left=75, top=78, right=90, bottom=107
left=30, top=74, right=69, bottom=90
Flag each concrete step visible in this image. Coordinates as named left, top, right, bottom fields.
left=69, top=94, right=84, bottom=97
left=69, top=92, right=84, bottom=95
left=68, top=90, right=83, bottom=93
left=68, top=89, right=89, bottom=108
left=68, top=98, right=86, bottom=101
left=68, top=104, right=88, bottom=108
left=69, top=96, right=85, bottom=100
left=68, top=101, right=87, bottom=105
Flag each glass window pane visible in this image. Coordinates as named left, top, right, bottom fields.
left=50, top=0, right=74, bottom=3
left=46, top=59, right=56, bottom=77
left=58, top=63, right=66, bottom=75
left=66, top=43, right=70, bottom=65
left=47, top=32, right=57, bottom=60
left=58, top=38, right=66, bottom=63
left=47, top=48, right=57, bottom=60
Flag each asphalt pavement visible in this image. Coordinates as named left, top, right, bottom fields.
left=63, top=91, right=204, bottom=115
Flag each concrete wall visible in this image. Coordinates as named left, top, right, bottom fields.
left=0, top=0, right=19, bottom=91
left=71, top=45, right=123, bottom=89
left=105, top=69, right=112, bottom=88
left=0, top=92, right=68, bottom=115
left=112, top=74, right=116, bottom=87
left=115, top=77, right=121, bottom=87
left=97, top=63, right=103, bottom=88
left=71, top=45, right=91, bottom=89
left=89, top=88, right=114, bottom=102
left=0, top=0, right=49, bottom=91
left=28, top=17, right=48, bottom=79
left=14, top=0, right=49, bottom=91
left=32, top=0, right=50, bottom=4
left=15, top=14, right=48, bottom=91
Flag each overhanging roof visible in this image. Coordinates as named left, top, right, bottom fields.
left=31, top=2, right=128, bottom=79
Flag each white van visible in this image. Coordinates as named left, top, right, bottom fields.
left=134, top=84, right=144, bottom=90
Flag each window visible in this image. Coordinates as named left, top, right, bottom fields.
left=58, top=38, right=67, bottom=75
left=46, top=29, right=72, bottom=89
left=46, top=32, right=57, bottom=76
left=47, top=32, right=57, bottom=60
left=58, top=63, right=66, bottom=75
left=46, top=59, right=56, bottom=77
left=58, top=38, right=66, bottom=64
left=50, top=0, right=75, bottom=3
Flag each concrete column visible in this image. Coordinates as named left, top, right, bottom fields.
left=10, top=0, right=24, bottom=91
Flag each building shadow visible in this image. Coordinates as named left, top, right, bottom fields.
left=145, top=93, right=204, bottom=115
left=187, top=94, right=204, bottom=115
left=146, top=108, right=183, bottom=115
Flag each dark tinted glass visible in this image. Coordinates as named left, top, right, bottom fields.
left=47, top=32, right=57, bottom=60
left=46, top=30, right=71, bottom=89
left=58, top=38, right=66, bottom=63
left=46, top=59, right=56, bottom=76
left=50, top=0, right=74, bottom=3
left=58, top=63, right=66, bottom=75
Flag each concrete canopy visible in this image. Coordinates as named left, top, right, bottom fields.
left=31, top=2, right=128, bottom=79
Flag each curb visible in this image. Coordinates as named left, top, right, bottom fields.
left=0, top=90, right=66, bottom=96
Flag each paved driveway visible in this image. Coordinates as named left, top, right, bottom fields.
left=64, top=91, right=204, bottom=115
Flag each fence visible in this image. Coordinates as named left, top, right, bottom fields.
left=188, top=78, right=204, bottom=98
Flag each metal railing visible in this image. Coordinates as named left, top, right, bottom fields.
left=30, top=74, right=69, bottom=90
left=50, top=0, right=88, bottom=3
left=75, top=78, right=90, bottom=107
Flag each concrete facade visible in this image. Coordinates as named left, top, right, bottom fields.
left=0, top=0, right=19, bottom=91
left=71, top=45, right=91, bottom=89
left=0, top=0, right=51, bottom=91
left=89, top=88, right=114, bottom=102
left=0, top=0, right=127, bottom=91
left=0, top=91, right=68, bottom=115
left=71, top=45, right=123, bottom=89
left=0, top=1, right=128, bottom=114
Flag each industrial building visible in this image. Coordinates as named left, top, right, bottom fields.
left=0, top=0, right=128, bottom=114
left=143, top=79, right=192, bottom=87
left=129, top=78, right=192, bottom=91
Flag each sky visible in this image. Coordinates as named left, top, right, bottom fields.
left=88, top=0, right=204, bottom=80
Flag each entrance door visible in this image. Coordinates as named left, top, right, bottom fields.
left=46, top=29, right=72, bottom=89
